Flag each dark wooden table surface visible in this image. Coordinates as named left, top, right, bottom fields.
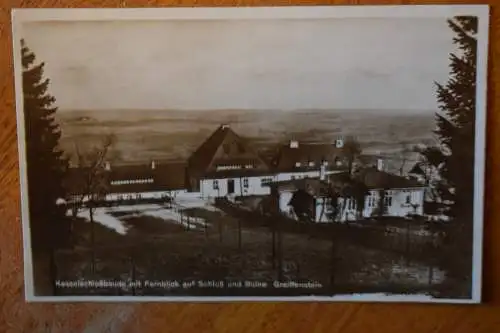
left=1, top=1, right=499, bottom=332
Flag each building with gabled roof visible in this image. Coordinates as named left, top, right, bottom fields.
left=265, top=165, right=426, bottom=223
left=64, top=161, right=189, bottom=204
left=271, top=139, right=348, bottom=182
left=63, top=124, right=428, bottom=222
left=187, top=124, right=275, bottom=197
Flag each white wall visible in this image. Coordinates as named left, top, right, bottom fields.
left=277, top=187, right=426, bottom=223
left=363, top=188, right=425, bottom=218
left=198, top=168, right=345, bottom=198
left=276, top=171, right=319, bottom=181
left=315, top=197, right=357, bottom=223
left=200, top=176, right=273, bottom=198
left=278, top=191, right=296, bottom=219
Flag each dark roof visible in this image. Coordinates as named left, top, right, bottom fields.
left=408, top=163, right=425, bottom=175
left=267, top=178, right=331, bottom=197
left=64, top=162, right=187, bottom=195
left=267, top=168, right=423, bottom=198
left=273, top=142, right=346, bottom=172
left=187, top=125, right=270, bottom=176
left=351, top=167, right=424, bottom=189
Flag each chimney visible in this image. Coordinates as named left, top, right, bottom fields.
left=289, top=140, right=299, bottom=149
left=335, top=138, right=344, bottom=148
left=104, top=161, right=111, bottom=171
left=377, top=158, right=384, bottom=171
left=320, top=164, right=326, bottom=181
left=151, top=160, right=156, bottom=169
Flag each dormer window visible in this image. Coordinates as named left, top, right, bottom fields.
left=308, top=161, right=315, bottom=167
left=295, top=162, right=301, bottom=167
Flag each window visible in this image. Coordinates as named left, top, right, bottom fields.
left=295, top=162, right=301, bottom=167
left=291, top=176, right=296, bottom=180
left=406, top=194, right=411, bottom=204
left=261, top=177, right=273, bottom=185
left=243, top=178, right=249, bottom=188
left=334, top=157, right=342, bottom=167
left=348, top=198, right=356, bottom=210
left=308, top=161, right=315, bottom=167
left=213, top=180, right=219, bottom=190
left=384, top=192, right=393, bottom=207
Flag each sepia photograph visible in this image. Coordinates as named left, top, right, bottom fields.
left=12, top=5, right=489, bottom=303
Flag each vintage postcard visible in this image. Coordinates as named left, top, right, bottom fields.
left=12, top=5, right=489, bottom=303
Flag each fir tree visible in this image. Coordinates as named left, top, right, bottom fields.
left=423, top=16, right=477, bottom=295
left=22, top=39, right=69, bottom=267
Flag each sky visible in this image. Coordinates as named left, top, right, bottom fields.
left=21, top=18, right=456, bottom=112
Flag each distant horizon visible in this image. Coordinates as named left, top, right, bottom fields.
left=57, top=107, right=438, bottom=114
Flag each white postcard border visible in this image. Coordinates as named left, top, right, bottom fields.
left=11, top=5, right=490, bottom=303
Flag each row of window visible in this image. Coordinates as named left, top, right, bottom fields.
left=294, top=159, right=343, bottom=168
left=366, top=194, right=393, bottom=208
left=116, top=194, right=143, bottom=200
left=111, top=178, right=154, bottom=185
left=261, top=177, right=273, bottom=185
left=291, top=175, right=310, bottom=180
left=211, top=175, right=315, bottom=189
left=212, top=178, right=253, bottom=190
left=365, top=192, right=413, bottom=208
left=215, top=164, right=254, bottom=171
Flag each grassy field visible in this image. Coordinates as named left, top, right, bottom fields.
left=53, top=202, right=446, bottom=297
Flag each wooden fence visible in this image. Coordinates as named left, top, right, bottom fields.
left=52, top=197, right=449, bottom=297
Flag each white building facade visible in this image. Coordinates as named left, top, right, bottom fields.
left=313, top=187, right=426, bottom=223
left=270, top=166, right=427, bottom=223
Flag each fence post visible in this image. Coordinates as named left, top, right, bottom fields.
left=271, top=218, right=276, bottom=269
left=406, top=220, right=411, bottom=265
left=330, top=231, right=337, bottom=292
left=428, top=230, right=436, bottom=287
left=130, top=256, right=136, bottom=296
left=218, top=219, right=223, bottom=243
left=277, top=222, right=283, bottom=281
left=238, top=218, right=242, bottom=250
